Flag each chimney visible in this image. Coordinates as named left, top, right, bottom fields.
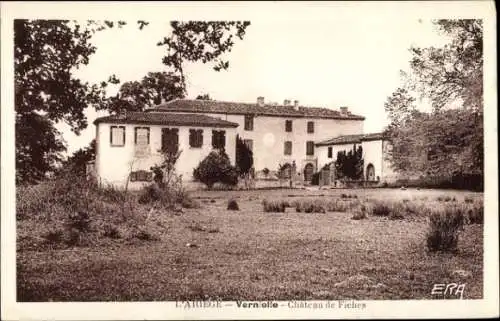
left=257, top=96, right=265, bottom=107
left=283, top=99, right=291, bottom=106
left=293, top=100, right=299, bottom=111
left=340, top=106, right=348, bottom=115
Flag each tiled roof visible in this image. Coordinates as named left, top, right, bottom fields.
left=315, top=132, right=385, bottom=146
left=149, top=99, right=365, bottom=120
left=93, top=112, right=239, bottom=128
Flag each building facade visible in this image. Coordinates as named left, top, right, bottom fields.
left=149, top=97, right=365, bottom=181
left=315, top=132, right=397, bottom=184
left=94, top=112, right=238, bottom=189
left=93, top=97, right=397, bottom=189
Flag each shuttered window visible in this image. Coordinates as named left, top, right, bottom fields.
left=307, top=121, right=314, bottom=133
left=328, top=146, right=333, bottom=158
left=110, top=126, right=126, bottom=146
left=134, top=127, right=150, bottom=145
left=284, top=141, right=292, bottom=155
left=212, top=130, right=226, bottom=149
left=285, top=120, right=293, bottom=132
left=244, top=115, right=254, bottom=131
left=189, top=129, right=203, bottom=148
left=306, top=141, right=315, bottom=156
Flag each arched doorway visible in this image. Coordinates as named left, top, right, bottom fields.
left=366, top=163, right=375, bottom=181
left=303, top=163, right=314, bottom=182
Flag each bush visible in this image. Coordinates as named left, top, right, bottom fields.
left=262, top=199, right=286, bottom=212
left=426, top=206, right=465, bottom=252
left=193, top=150, right=239, bottom=189
left=352, top=205, right=367, bottom=220
left=295, top=199, right=326, bottom=213
left=467, top=203, right=484, bottom=224
left=227, top=199, right=240, bottom=211
left=371, top=200, right=391, bottom=216
left=325, top=199, right=348, bottom=212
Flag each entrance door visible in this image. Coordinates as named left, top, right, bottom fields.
left=303, top=163, right=314, bottom=182
left=366, top=163, right=375, bottom=181
left=161, top=128, right=179, bottom=154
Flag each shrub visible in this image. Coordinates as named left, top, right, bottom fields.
left=227, top=199, right=240, bottom=211
left=262, top=199, right=286, bottom=212
left=66, top=211, right=91, bottom=232
left=467, top=203, right=484, bottom=224
left=371, top=200, right=391, bottom=216
left=295, top=199, right=326, bottom=213
left=325, top=199, right=348, bottom=212
left=193, top=150, right=239, bottom=189
left=426, top=205, right=465, bottom=252
left=138, top=183, right=163, bottom=204
left=389, top=203, right=405, bottom=220
left=352, top=205, right=367, bottom=220
left=262, top=168, right=270, bottom=176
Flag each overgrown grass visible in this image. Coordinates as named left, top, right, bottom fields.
left=426, top=205, right=466, bottom=252
left=16, top=171, right=198, bottom=251
left=262, top=199, right=286, bottom=212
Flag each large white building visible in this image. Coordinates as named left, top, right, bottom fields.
left=93, top=97, right=396, bottom=189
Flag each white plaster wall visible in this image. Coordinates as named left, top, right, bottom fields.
left=316, top=140, right=400, bottom=182
left=170, top=112, right=364, bottom=173
left=362, top=140, right=383, bottom=180
left=96, top=122, right=237, bottom=189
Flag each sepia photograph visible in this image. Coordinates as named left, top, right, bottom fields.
left=1, top=1, right=498, bottom=320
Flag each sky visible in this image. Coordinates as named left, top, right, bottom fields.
left=56, top=16, right=450, bottom=155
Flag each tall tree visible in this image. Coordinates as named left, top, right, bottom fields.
left=14, top=20, right=250, bottom=183
left=235, top=135, right=254, bottom=177
left=106, top=72, right=184, bottom=114
left=385, top=19, right=483, bottom=179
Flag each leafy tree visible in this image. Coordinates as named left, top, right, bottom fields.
left=196, top=93, right=212, bottom=100
left=107, top=72, right=184, bottom=113
left=158, top=21, right=251, bottom=91
left=62, top=139, right=96, bottom=175
left=385, top=19, right=483, bottom=180
left=334, top=144, right=364, bottom=180
left=235, top=135, right=254, bottom=177
left=193, top=149, right=238, bottom=189
left=15, top=20, right=251, bottom=183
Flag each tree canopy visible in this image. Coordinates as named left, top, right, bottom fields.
left=14, top=20, right=250, bottom=183
left=384, top=19, right=483, bottom=180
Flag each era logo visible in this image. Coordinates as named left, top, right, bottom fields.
left=431, top=283, right=466, bottom=299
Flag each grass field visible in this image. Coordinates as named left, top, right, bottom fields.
left=17, top=187, right=484, bottom=301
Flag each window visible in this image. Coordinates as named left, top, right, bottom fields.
left=110, top=126, right=125, bottom=146
left=243, top=139, right=253, bottom=151
left=189, top=129, right=203, bottom=148
left=134, top=127, right=150, bottom=145
left=161, top=128, right=179, bottom=154
left=244, top=115, right=254, bottom=131
left=306, top=141, right=315, bottom=156
left=284, top=141, right=292, bottom=155
left=285, top=120, right=293, bottom=132
left=130, top=170, right=153, bottom=182
left=212, top=130, right=226, bottom=149
left=307, top=121, right=314, bottom=133
left=328, top=147, right=333, bottom=158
